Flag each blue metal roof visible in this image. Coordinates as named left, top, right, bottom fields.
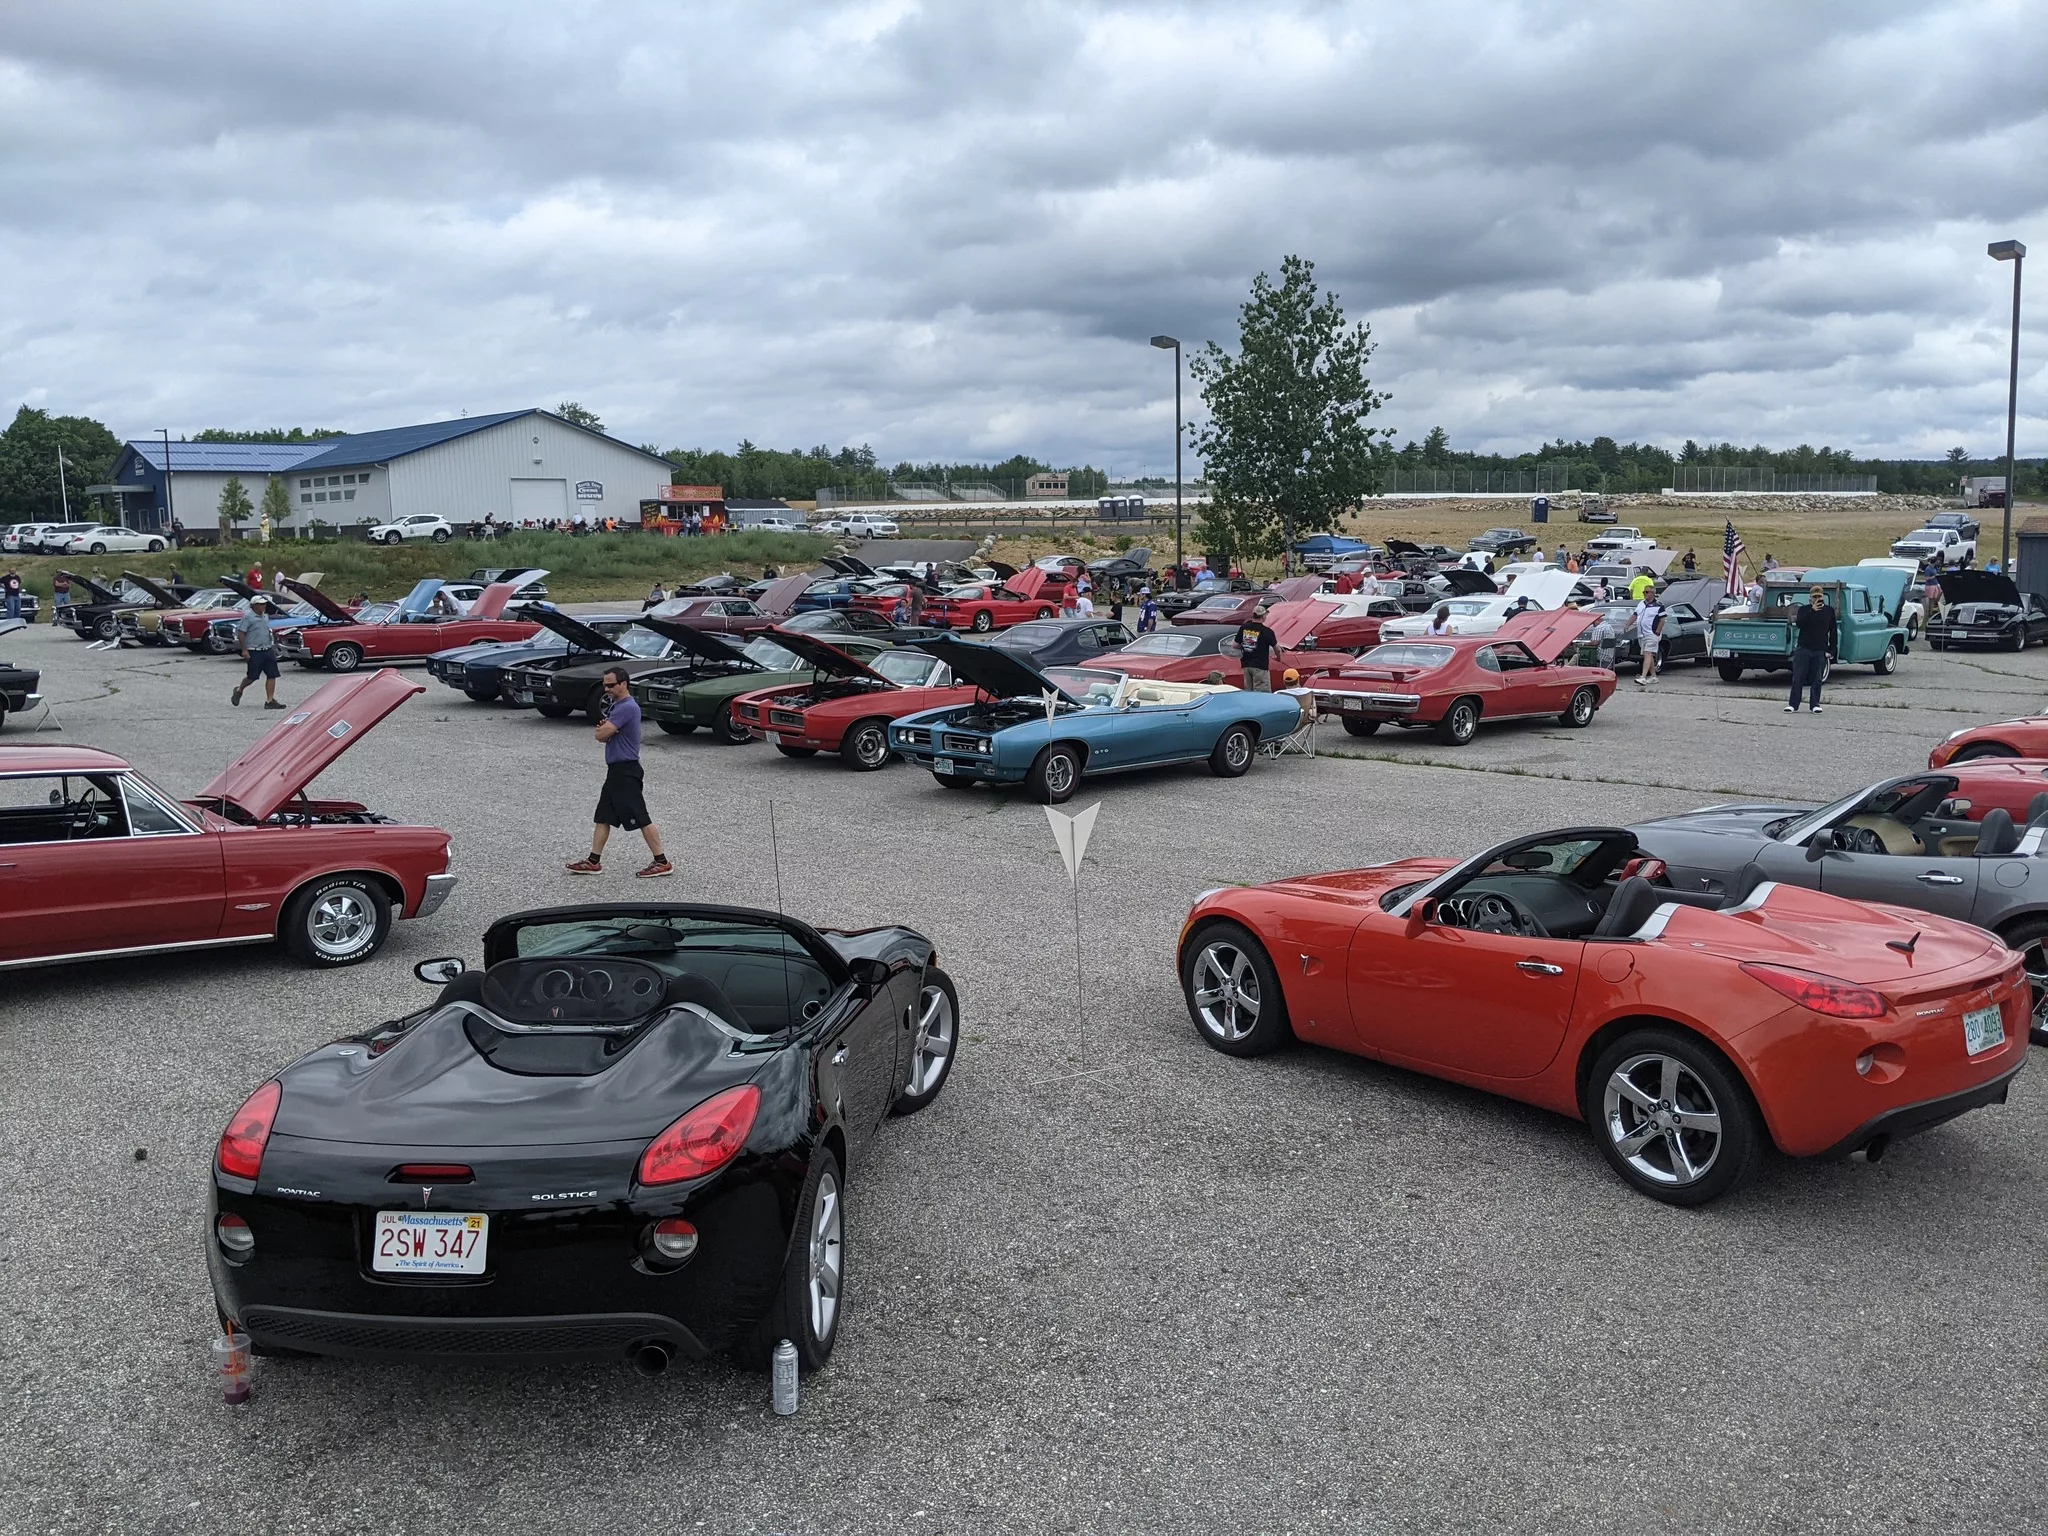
left=290, top=410, right=536, bottom=470
left=128, top=441, right=330, bottom=472
left=129, top=411, right=670, bottom=477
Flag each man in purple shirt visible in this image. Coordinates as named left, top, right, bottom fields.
left=565, top=667, right=673, bottom=877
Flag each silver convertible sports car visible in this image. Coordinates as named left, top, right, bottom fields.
left=1631, top=773, right=2048, bottom=1043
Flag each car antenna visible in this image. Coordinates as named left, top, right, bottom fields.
left=768, top=799, right=795, bottom=1039
left=1886, top=930, right=1919, bottom=956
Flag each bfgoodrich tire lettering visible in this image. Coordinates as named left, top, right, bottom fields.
left=1180, top=920, right=1291, bottom=1056
left=1584, top=1027, right=1762, bottom=1205
left=283, top=875, right=391, bottom=967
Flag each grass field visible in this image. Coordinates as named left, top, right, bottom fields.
left=0, top=529, right=833, bottom=603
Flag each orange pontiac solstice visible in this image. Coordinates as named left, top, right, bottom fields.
left=1178, top=825, right=2028, bottom=1204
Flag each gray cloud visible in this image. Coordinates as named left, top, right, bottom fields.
left=0, top=0, right=2041, bottom=469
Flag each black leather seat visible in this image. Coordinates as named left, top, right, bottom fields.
left=1722, top=864, right=1769, bottom=907
left=434, top=970, right=488, bottom=1010
left=1593, top=876, right=1663, bottom=938
left=1976, top=807, right=2020, bottom=857
left=663, top=971, right=745, bottom=1030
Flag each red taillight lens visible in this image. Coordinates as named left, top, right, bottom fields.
left=393, top=1164, right=474, bottom=1183
left=1739, top=963, right=1888, bottom=1020
left=217, top=1081, right=282, bottom=1180
left=637, top=1085, right=761, bottom=1186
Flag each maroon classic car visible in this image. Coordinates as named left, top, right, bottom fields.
left=1307, top=609, right=1614, bottom=745
left=0, top=670, right=456, bottom=970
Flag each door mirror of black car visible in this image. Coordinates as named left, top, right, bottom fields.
left=847, top=956, right=890, bottom=989
left=415, top=956, right=466, bottom=984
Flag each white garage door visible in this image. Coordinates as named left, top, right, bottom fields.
left=510, top=478, right=569, bottom=522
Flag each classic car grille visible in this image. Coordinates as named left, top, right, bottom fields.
left=641, top=686, right=679, bottom=705
left=769, top=709, right=805, bottom=728
left=441, top=662, right=467, bottom=684
left=942, top=732, right=987, bottom=753
left=277, top=631, right=308, bottom=654
left=736, top=702, right=761, bottom=720
left=899, top=727, right=932, bottom=745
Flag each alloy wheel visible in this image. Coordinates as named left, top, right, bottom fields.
left=1602, top=1053, right=1722, bottom=1187
left=906, top=983, right=955, bottom=1096
left=308, top=888, right=372, bottom=958
left=1190, top=939, right=1261, bottom=1042
left=1043, top=752, right=1075, bottom=798
left=2021, top=941, right=2048, bottom=1037
left=807, top=1171, right=843, bottom=1342
left=851, top=723, right=888, bottom=768
left=1222, top=728, right=1251, bottom=770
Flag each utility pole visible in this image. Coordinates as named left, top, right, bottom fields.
left=55, top=446, right=69, bottom=519
left=1150, top=336, right=1183, bottom=570
left=159, top=428, right=176, bottom=537
left=1989, top=240, right=2025, bottom=571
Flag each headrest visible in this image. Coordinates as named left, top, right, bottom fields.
left=1594, top=876, right=1663, bottom=939
left=2025, top=792, right=2048, bottom=827
left=1976, top=807, right=2019, bottom=857
left=479, top=957, right=668, bottom=1024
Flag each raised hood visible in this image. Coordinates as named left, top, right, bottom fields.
left=914, top=635, right=1079, bottom=703
left=1501, top=569, right=1581, bottom=610
left=1659, top=577, right=1726, bottom=615
left=1263, top=598, right=1343, bottom=649
left=762, top=626, right=889, bottom=682
left=1269, top=575, right=1327, bottom=603
left=57, top=571, right=122, bottom=604
left=634, top=615, right=762, bottom=665
left=758, top=573, right=812, bottom=615
left=194, top=669, right=423, bottom=822
left=1804, top=563, right=1913, bottom=616
left=1436, top=569, right=1498, bottom=596
left=398, top=578, right=445, bottom=616
left=1936, top=570, right=2021, bottom=609
left=1006, top=565, right=1053, bottom=600
left=517, top=606, right=627, bottom=654
left=279, top=578, right=354, bottom=622
left=120, top=571, right=185, bottom=607
left=1499, top=606, right=1600, bottom=662
left=467, top=568, right=549, bottom=620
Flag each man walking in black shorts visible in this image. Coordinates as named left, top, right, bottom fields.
left=565, top=667, right=673, bottom=877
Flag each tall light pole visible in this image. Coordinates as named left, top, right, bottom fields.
left=1990, top=240, right=2026, bottom=573
left=54, top=446, right=69, bottom=519
left=1150, top=335, right=1182, bottom=572
left=159, top=428, right=175, bottom=538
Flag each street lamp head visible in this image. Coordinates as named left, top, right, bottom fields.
left=1989, top=240, right=2026, bottom=261
left=1150, top=335, right=1179, bottom=350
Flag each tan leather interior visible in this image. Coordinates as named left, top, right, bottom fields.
left=1844, top=814, right=1923, bottom=855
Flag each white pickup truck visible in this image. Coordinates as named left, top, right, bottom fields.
left=1585, top=526, right=1656, bottom=555
left=1889, top=526, right=1975, bottom=568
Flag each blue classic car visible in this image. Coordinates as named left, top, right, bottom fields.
left=888, top=636, right=1303, bottom=803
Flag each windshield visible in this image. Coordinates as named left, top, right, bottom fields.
left=1444, top=599, right=1493, bottom=617
left=1044, top=667, right=1121, bottom=705
left=1358, top=643, right=1455, bottom=671
left=1190, top=596, right=1242, bottom=612
left=352, top=603, right=398, bottom=624
left=617, top=628, right=670, bottom=658
left=874, top=651, right=939, bottom=685
left=742, top=637, right=803, bottom=669
left=999, top=623, right=1062, bottom=647
left=1123, top=632, right=1203, bottom=656
left=943, top=585, right=989, bottom=599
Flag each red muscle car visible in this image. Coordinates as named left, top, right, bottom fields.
left=1900, top=758, right=2048, bottom=829
left=275, top=579, right=543, bottom=671
left=1179, top=824, right=2028, bottom=1204
left=730, top=632, right=977, bottom=770
left=645, top=575, right=811, bottom=635
left=1086, top=624, right=1246, bottom=684
left=1297, top=595, right=1410, bottom=653
left=1930, top=717, right=2048, bottom=767
left=0, top=669, right=455, bottom=970
left=1308, top=609, right=1612, bottom=744
left=921, top=566, right=1061, bottom=633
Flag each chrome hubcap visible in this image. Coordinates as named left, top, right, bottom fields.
left=807, top=1172, right=842, bottom=1341
left=1574, top=692, right=1593, bottom=721
left=1045, top=755, right=1075, bottom=795
left=309, top=889, right=371, bottom=956
left=1224, top=731, right=1250, bottom=768
left=907, top=985, right=954, bottom=1096
left=856, top=727, right=886, bottom=766
left=1603, top=1053, right=1721, bottom=1186
left=1191, top=940, right=1260, bottom=1041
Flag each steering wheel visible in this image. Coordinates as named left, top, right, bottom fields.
left=1470, top=893, right=1542, bottom=937
left=1834, top=825, right=1887, bottom=855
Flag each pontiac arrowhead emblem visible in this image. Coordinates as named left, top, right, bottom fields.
left=420, top=1186, right=434, bottom=1207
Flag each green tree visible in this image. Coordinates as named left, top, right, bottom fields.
left=0, top=405, right=121, bottom=519
left=1421, top=426, right=1450, bottom=467
left=216, top=475, right=254, bottom=541
left=193, top=427, right=342, bottom=443
left=1188, top=255, right=1391, bottom=561
left=557, top=402, right=605, bottom=432
left=1946, top=446, right=1969, bottom=464
left=259, top=475, right=292, bottom=534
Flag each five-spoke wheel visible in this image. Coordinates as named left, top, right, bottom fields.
left=1180, top=921, right=1290, bottom=1055
left=1586, top=1028, right=1760, bottom=1204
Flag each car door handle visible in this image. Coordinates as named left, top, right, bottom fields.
left=1516, top=959, right=1565, bottom=976
left=1915, top=872, right=1966, bottom=885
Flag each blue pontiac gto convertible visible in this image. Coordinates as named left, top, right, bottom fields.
left=888, top=636, right=1303, bottom=803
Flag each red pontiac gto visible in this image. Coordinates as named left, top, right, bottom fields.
left=1309, top=609, right=1612, bottom=744
left=922, top=565, right=1062, bottom=633
left=731, top=632, right=976, bottom=770
left=1930, top=717, right=2048, bottom=767
left=276, top=578, right=543, bottom=671
left=0, top=670, right=455, bottom=970
left=1179, top=824, right=2028, bottom=1204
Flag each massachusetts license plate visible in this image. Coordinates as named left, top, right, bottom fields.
left=510, top=690, right=533, bottom=704
left=1711, top=648, right=1731, bottom=657
left=372, top=1211, right=488, bottom=1275
left=1962, top=1004, right=2005, bottom=1056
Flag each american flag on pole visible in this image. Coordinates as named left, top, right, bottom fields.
left=1722, top=519, right=1746, bottom=599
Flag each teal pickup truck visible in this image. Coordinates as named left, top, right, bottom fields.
left=1711, top=564, right=1910, bottom=683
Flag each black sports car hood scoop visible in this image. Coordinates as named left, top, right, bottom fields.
left=272, top=1007, right=766, bottom=1147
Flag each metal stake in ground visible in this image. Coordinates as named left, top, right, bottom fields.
left=1043, top=802, right=1100, bottom=1028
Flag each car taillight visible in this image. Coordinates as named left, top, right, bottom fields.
left=637, top=1085, right=760, bottom=1186
left=217, top=1081, right=282, bottom=1179
left=393, top=1164, right=474, bottom=1182
left=1739, top=963, right=1888, bottom=1020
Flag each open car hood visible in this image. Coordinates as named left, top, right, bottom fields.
left=1382, top=539, right=1421, bottom=557
left=1934, top=570, right=2021, bottom=608
left=194, top=669, right=423, bottom=822
left=758, top=573, right=812, bottom=615
left=1659, top=577, right=1727, bottom=614
left=120, top=571, right=185, bottom=607
left=398, top=578, right=445, bottom=616
left=1006, top=565, right=1052, bottom=601
left=633, top=615, right=762, bottom=666
left=1499, top=606, right=1601, bottom=662
left=466, top=568, right=549, bottom=620
left=1436, top=569, right=1499, bottom=596
left=761, top=626, right=889, bottom=681
left=1269, top=575, right=1327, bottom=603
left=278, top=578, right=355, bottom=622
left=824, top=555, right=879, bottom=578
left=56, top=571, right=122, bottom=604
left=1262, top=598, right=1344, bottom=650
left=516, top=605, right=625, bottom=654
left=1501, top=569, right=1581, bottom=610
left=913, top=634, right=1080, bottom=703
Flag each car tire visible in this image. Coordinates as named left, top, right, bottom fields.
left=95, top=615, right=119, bottom=641
left=534, top=702, right=574, bottom=719
left=931, top=773, right=975, bottom=789
left=1559, top=686, right=1599, bottom=728
left=711, top=710, right=751, bottom=745
left=1026, top=743, right=1081, bottom=803
left=384, top=532, right=401, bottom=545
left=1036, top=607, right=1054, bottom=619
left=1907, top=617, right=1920, bottom=640
left=581, top=685, right=607, bottom=719
left=204, top=632, right=229, bottom=655
left=147, top=538, right=166, bottom=552
left=282, top=875, right=391, bottom=967
left=1208, top=723, right=1256, bottom=778
left=839, top=718, right=892, bottom=771
left=1873, top=645, right=1898, bottom=675
left=323, top=642, right=362, bottom=673
left=1180, top=919, right=1292, bottom=1056
left=891, top=967, right=958, bottom=1115
left=657, top=720, right=696, bottom=735
left=89, top=542, right=107, bottom=555
left=1434, top=696, right=1481, bottom=745
left=1716, top=660, right=1744, bottom=682
left=1953, top=742, right=2017, bottom=761
left=1341, top=718, right=1379, bottom=737
left=463, top=689, right=498, bottom=703
left=775, top=743, right=818, bottom=758
left=1996, top=915, right=2048, bottom=1046
left=740, top=1145, right=844, bottom=1373
left=970, top=610, right=994, bottom=633
left=1584, top=1027, right=1763, bottom=1206
left=432, top=529, right=450, bottom=543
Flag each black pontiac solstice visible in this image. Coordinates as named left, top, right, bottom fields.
left=209, top=903, right=958, bottom=1375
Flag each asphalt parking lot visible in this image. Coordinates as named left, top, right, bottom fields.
left=3, top=624, right=2044, bottom=1535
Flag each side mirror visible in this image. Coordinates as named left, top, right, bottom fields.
left=847, top=955, right=890, bottom=989
left=1805, top=834, right=1830, bottom=863
left=414, top=956, right=466, bottom=984
left=1404, top=897, right=1436, bottom=937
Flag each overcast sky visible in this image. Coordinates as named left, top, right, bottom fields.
left=1, top=0, right=2041, bottom=470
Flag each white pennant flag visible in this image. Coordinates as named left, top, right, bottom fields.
left=1040, top=688, right=1062, bottom=726
left=1043, top=801, right=1100, bottom=885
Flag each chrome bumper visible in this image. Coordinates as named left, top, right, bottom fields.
left=415, top=872, right=458, bottom=919
left=1313, top=691, right=1420, bottom=715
